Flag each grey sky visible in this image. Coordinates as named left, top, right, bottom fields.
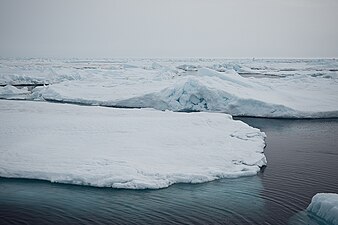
left=0, top=0, right=337, bottom=58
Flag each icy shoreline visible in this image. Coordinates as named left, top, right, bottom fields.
left=0, top=100, right=266, bottom=189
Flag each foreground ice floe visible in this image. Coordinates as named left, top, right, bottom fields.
left=0, top=100, right=266, bottom=189
left=307, top=193, right=338, bottom=225
left=1, top=58, right=337, bottom=118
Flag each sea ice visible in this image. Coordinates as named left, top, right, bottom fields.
left=307, top=193, right=338, bottom=225
left=0, top=85, right=30, bottom=99
left=38, top=68, right=338, bottom=118
left=1, top=58, right=337, bottom=118
left=0, top=100, right=266, bottom=189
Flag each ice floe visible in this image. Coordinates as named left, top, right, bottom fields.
left=0, top=85, right=30, bottom=99
left=34, top=67, right=338, bottom=118
left=0, top=100, right=266, bottom=189
left=1, top=58, right=337, bottom=118
left=307, top=193, right=338, bottom=225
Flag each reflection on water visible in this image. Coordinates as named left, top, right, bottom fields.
left=1, top=118, right=338, bottom=224
left=0, top=176, right=264, bottom=225
left=289, top=211, right=332, bottom=225
left=238, top=118, right=338, bottom=225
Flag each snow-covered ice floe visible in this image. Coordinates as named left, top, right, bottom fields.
left=307, top=193, right=338, bottom=225
left=1, top=58, right=337, bottom=118
left=37, top=68, right=338, bottom=118
left=0, top=85, right=30, bottom=99
left=0, top=100, right=266, bottom=189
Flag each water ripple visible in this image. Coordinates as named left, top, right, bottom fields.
left=1, top=118, right=338, bottom=225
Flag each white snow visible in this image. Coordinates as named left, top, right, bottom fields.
left=0, top=85, right=30, bottom=99
left=307, top=193, right=338, bottom=225
left=0, top=100, right=266, bottom=189
left=1, top=58, right=337, bottom=118
left=37, top=68, right=338, bottom=118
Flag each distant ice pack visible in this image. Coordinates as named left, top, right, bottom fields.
left=1, top=58, right=337, bottom=118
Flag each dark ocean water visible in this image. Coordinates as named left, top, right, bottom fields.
left=1, top=118, right=337, bottom=225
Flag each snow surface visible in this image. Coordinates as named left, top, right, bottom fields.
left=0, top=85, right=30, bottom=99
left=0, top=100, right=266, bottom=189
left=37, top=68, right=338, bottom=118
left=307, top=193, right=338, bottom=225
left=1, top=58, right=337, bottom=118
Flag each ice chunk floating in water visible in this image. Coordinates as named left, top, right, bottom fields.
left=0, top=100, right=266, bottom=189
left=307, top=193, right=338, bottom=225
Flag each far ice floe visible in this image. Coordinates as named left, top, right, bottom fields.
left=1, top=58, right=337, bottom=118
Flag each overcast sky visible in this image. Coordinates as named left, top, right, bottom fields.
left=0, top=0, right=337, bottom=58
